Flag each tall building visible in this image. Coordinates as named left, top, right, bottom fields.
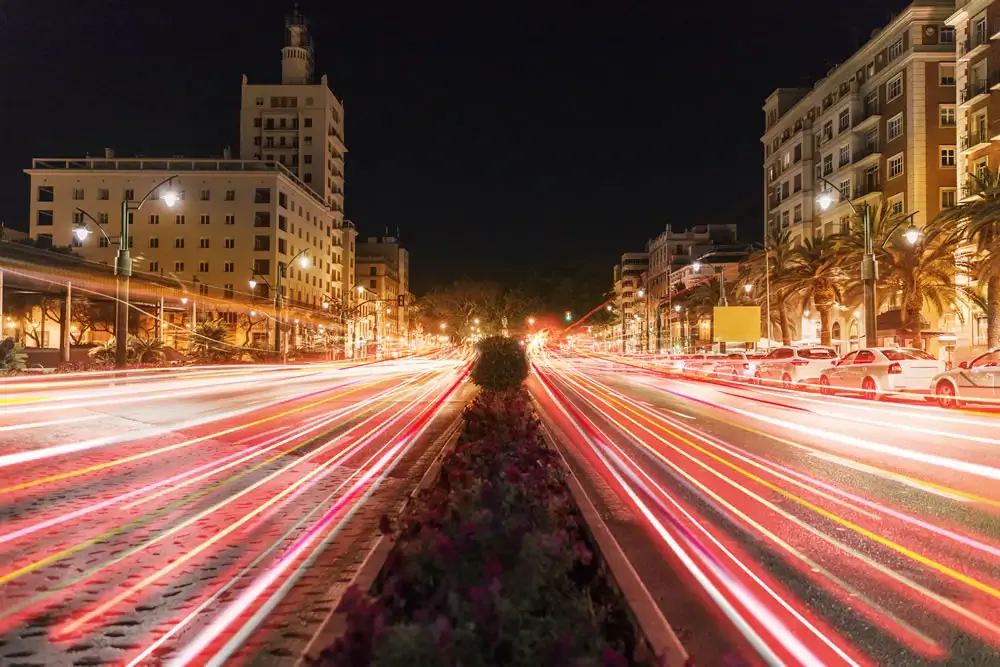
left=762, top=0, right=956, bottom=247
left=761, top=0, right=956, bottom=351
left=647, top=224, right=739, bottom=304
left=24, top=11, right=358, bottom=347
left=947, top=0, right=998, bottom=350
left=355, top=235, right=410, bottom=350
left=612, top=252, right=648, bottom=352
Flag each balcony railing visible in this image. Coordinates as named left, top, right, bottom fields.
left=959, top=36, right=990, bottom=60
left=853, top=144, right=881, bottom=163
left=961, top=131, right=990, bottom=151
left=960, top=78, right=991, bottom=104
left=853, top=181, right=881, bottom=199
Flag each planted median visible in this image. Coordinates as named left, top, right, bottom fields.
left=312, top=336, right=661, bottom=667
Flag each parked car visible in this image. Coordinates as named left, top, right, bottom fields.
left=754, top=345, right=839, bottom=388
left=708, top=351, right=761, bottom=381
left=819, top=347, right=945, bottom=399
left=931, top=348, right=1000, bottom=408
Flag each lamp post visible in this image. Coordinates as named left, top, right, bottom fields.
left=815, top=177, right=920, bottom=348
left=73, top=177, right=178, bottom=367
left=275, top=250, right=310, bottom=357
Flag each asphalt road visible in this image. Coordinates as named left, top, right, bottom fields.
left=531, top=349, right=1000, bottom=667
left=0, top=353, right=470, bottom=666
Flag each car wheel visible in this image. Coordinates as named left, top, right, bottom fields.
left=753, top=371, right=763, bottom=386
left=781, top=373, right=793, bottom=390
left=862, top=377, right=879, bottom=401
left=820, top=376, right=832, bottom=396
left=936, top=380, right=959, bottom=409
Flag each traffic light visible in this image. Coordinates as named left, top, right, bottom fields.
left=397, top=294, right=406, bottom=307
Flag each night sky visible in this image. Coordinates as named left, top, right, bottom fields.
left=1, top=0, right=904, bottom=293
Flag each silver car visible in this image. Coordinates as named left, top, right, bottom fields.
left=932, top=348, right=1000, bottom=408
left=754, top=345, right=839, bottom=388
left=820, top=348, right=945, bottom=400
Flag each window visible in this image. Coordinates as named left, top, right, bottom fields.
left=838, top=109, right=850, bottom=132
left=196, top=261, right=208, bottom=273
left=839, top=179, right=851, bottom=199
left=98, top=212, right=109, bottom=224
left=37, top=186, right=54, bottom=202
left=199, top=284, right=209, bottom=296
left=72, top=188, right=84, bottom=200
left=888, top=38, right=903, bottom=60
left=974, top=158, right=989, bottom=182
left=254, top=212, right=271, bottom=227
left=224, top=284, right=234, bottom=299
left=370, top=279, right=377, bottom=289
left=278, top=192, right=288, bottom=208
left=888, top=195, right=904, bottom=215
left=124, top=188, right=134, bottom=201
left=887, top=113, right=903, bottom=141
left=793, top=144, right=802, bottom=162
left=304, top=136, right=313, bottom=146
left=174, top=261, right=185, bottom=272
left=149, top=261, right=159, bottom=272
left=176, top=214, right=186, bottom=225
left=36, top=210, right=53, bottom=226
left=254, top=235, right=271, bottom=251
left=149, top=214, right=160, bottom=224
left=175, top=238, right=185, bottom=248
left=793, top=174, right=802, bottom=192
left=304, top=118, right=313, bottom=128
left=149, top=237, right=159, bottom=248
left=304, top=154, right=313, bottom=164
left=974, top=16, right=988, bottom=45
left=254, top=188, right=271, bottom=203
left=781, top=181, right=789, bottom=198
left=72, top=210, right=85, bottom=226
left=304, top=172, right=313, bottom=183
left=97, top=188, right=109, bottom=200
left=225, top=237, right=235, bottom=249
left=369, top=267, right=378, bottom=276
left=253, top=259, right=270, bottom=275
left=941, top=188, right=957, bottom=209
left=939, top=63, right=955, bottom=86
left=822, top=121, right=833, bottom=143
left=887, top=74, right=903, bottom=102
left=940, top=146, right=956, bottom=167
left=839, top=145, right=851, bottom=167
left=224, top=190, right=235, bottom=202
left=199, top=238, right=210, bottom=249
left=200, top=215, right=210, bottom=225
left=864, top=90, right=879, bottom=115
left=865, top=128, right=879, bottom=153
left=278, top=238, right=287, bottom=254
left=200, top=189, right=210, bottom=201
left=793, top=204, right=802, bottom=222
left=222, top=261, right=234, bottom=273
left=99, top=236, right=110, bottom=248
left=823, top=154, right=833, bottom=175
left=889, top=153, right=904, bottom=178
left=225, top=214, right=235, bottom=225
left=255, top=97, right=264, bottom=106
left=941, top=26, right=955, bottom=44
left=781, top=210, right=790, bottom=227
left=940, top=105, right=956, bottom=127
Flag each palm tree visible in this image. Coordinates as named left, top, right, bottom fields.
left=786, top=236, right=845, bottom=346
left=936, top=168, right=1000, bottom=347
left=129, top=336, right=166, bottom=364
left=748, top=226, right=799, bottom=345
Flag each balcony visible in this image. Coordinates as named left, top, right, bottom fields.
left=852, top=144, right=881, bottom=169
left=852, top=103, right=881, bottom=134
left=960, top=176, right=986, bottom=203
left=853, top=181, right=882, bottom=202
left=960, top=131, right=991, bottom=154
left=960, top=78, right=991, bottom=108
left=959, top=37, right=990, bottom=62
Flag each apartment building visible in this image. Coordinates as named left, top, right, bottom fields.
left=355, top=236, right=411, bottom=346
left=612, top=252, right=649, bottom=352
left=647, top=224, right=739, bottom=303
left=762, top=0, right=956, bottom=246
left=25, top=157, right=356, bottom=312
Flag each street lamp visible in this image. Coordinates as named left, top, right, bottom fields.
left=528, top=317, right=535, bottom=325
left=272, top=248, right=309, bottom=356
left=744, top=284, right=753, bottom=294
left=903, top=223, right=920, bottom=245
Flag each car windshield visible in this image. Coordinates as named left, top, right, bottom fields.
left=883, top=349, right=936, bottom=361
left=797, top=347, right=837, bottom=359
left=972, top=350, right=1000, bottom=367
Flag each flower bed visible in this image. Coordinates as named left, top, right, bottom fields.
left=311, top=389, right=657, bottom=667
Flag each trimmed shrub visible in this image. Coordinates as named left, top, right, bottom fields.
left=470, top=335, right=529, bottom=391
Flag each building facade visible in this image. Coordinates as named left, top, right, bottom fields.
left=612, top=252, right=648, bottom=352
left=762, top=0, right=957, bottom=353
left=763, top=0, right=956, bottom=247
left=647, top=224, right=739, bottom=303
left=355, top=236, right=411, bottom=352
left=23, top=10, right=360, bottom=353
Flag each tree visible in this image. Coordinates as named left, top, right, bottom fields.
left=130, top=336, right=166, bottom=364
left=191, top=318, right=233, bottom=362
left=238, top=311, right=270, bottom=346
left=787, top=236, right=845, bottom=346
left=936, top=169, right=1000, bottom=347
left=758, top=227, right=800, bottom=345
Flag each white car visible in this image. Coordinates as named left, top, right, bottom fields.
left=755, top=345, right=839, bottom=388
left=819, top=348, right=945, bottom=399
left=931, top=348, right=1000, bottom=408
left=707, top=352, right=761, bottom=381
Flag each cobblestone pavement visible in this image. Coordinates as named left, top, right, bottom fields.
left=0, top=355, right=471, bottom=666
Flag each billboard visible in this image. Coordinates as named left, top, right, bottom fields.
left=713, top=306, right=761, bottom=343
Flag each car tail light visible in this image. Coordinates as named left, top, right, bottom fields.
left=790, top=358, right=809, bottom=366
left=743, top=363, right=750, bottom=369
left=888, top=362, right=902, bottom=374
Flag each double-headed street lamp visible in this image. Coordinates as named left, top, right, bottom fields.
left=74, top=176, right=178, bottom=367
left=815, top=175, right=919, bottom=346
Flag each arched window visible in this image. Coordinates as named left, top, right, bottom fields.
left=832, top=322, right=841, bottom=340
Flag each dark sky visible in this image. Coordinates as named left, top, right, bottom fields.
left=1, top=0, right=903, bottom=293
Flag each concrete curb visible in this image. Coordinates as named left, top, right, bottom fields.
left=296, top=406, right=468, bottom=665
left=532, top=396, right=690, bottom=667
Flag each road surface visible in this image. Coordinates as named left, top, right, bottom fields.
left=0, top=354, right=470, bottom=666
left=531, top=349, right=1000, bottom=667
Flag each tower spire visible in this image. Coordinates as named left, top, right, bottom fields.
left=281, top=7, right=314, bottom=84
